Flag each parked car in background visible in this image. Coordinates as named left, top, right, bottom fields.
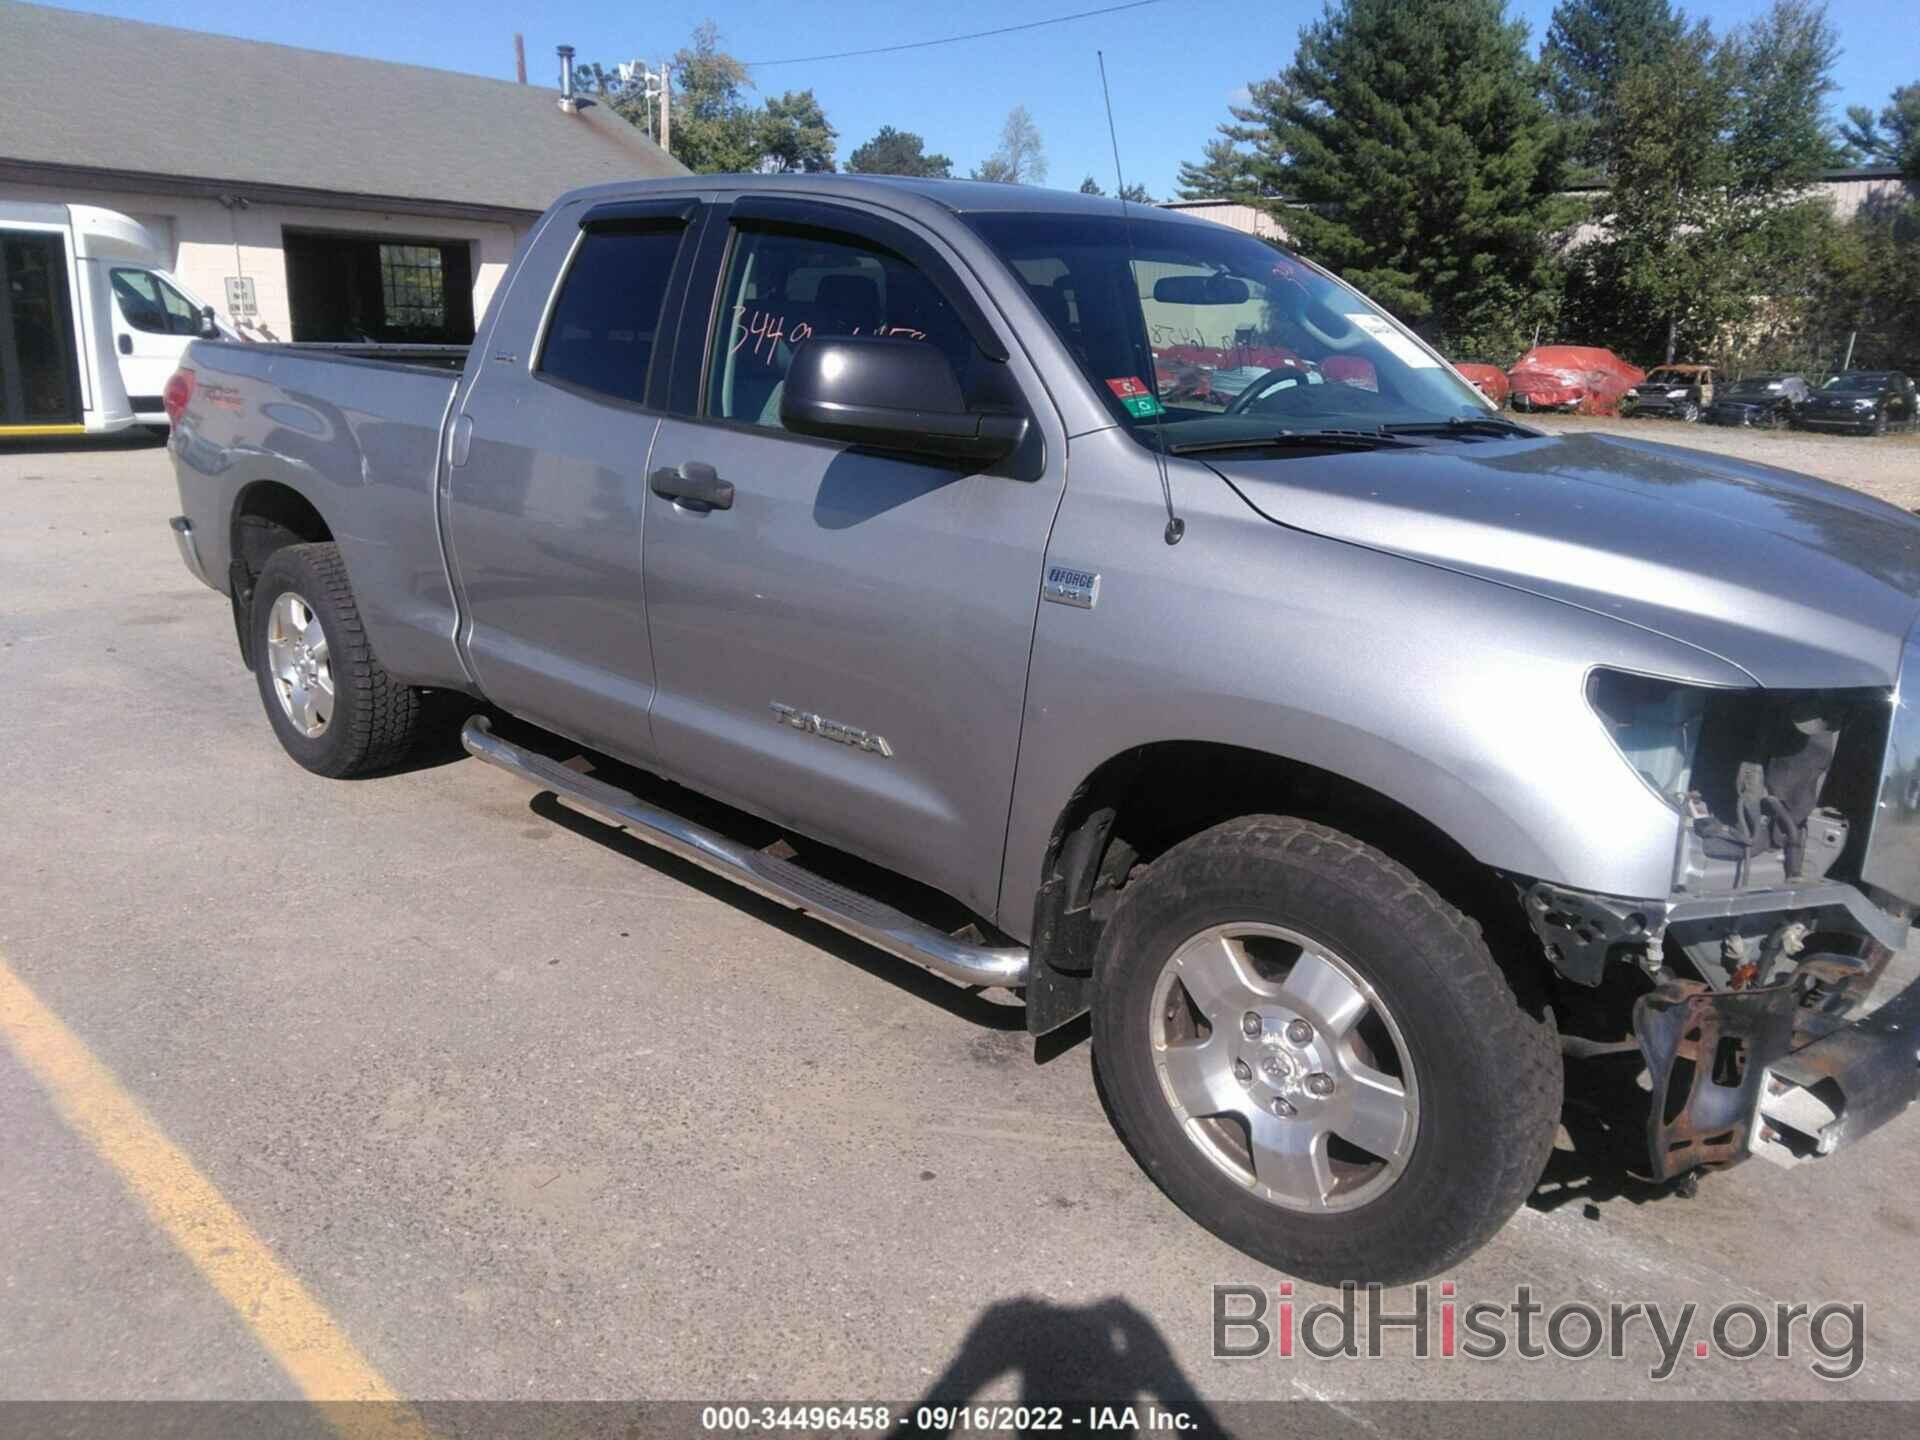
left=1622, top=364, right=1716, bottom=422
left=1452, top=362, right=1509, bottom=408
left=1794, top=371, right=1918, bottom=436
left=1506, top=345, right=1644, bottom=415
left=1705, top=373, right=1811, bottom=428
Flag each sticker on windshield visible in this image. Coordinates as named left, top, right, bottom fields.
left=1106, top=376, right=1166, bottom=418
left=1343, top=313, right=1439, bottom=368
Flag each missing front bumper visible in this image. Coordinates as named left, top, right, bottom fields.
left=1634, top=968, right=1920, bottom=1181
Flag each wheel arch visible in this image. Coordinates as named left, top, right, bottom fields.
left=1021, top=739, right=1545, bottom=1035
left=226, top=480, right=334, bottom=664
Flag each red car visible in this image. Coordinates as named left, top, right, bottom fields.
left=1507, top=346, right=1645, bottom=416
left=1453, top=362, right=1510, bottom=407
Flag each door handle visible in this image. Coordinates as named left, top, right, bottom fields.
left=118, top=334, right=133, bottom=355
left=649, top=461, right=734, bottom=512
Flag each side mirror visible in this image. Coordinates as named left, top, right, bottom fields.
left=199, top=304, right=220, bottom=339
left=780, top=336, right=1027, bottom=465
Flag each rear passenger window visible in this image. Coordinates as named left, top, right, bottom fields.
left=538, top=222, right=685, bottom=404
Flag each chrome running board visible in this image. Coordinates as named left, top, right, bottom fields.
left=462, top=717, right=1030, bottom=990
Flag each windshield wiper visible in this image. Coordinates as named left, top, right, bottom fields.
left=1166, top=428, right=1418, bottom=456
left=1382, top=416, right=1537, bottom=439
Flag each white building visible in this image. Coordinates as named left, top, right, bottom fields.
left=0, top=2, right=682, bottom=346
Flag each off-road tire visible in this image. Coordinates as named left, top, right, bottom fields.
left=1090, top=815, right=1561, bottom=1286
left=251, top=542, right=420, bottom=777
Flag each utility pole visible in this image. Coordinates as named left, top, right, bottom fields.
left=659, top=61, right=671, bottom=152
left=513, top=32, right=526, bottom=84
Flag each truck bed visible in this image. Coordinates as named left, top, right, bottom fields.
left=170, top=337, right=469, bottom=691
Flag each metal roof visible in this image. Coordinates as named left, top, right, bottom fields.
left=0, top=1, right=684, bottom=217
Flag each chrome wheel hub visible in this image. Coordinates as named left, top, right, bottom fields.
left=1149, top=923, right=1418, bottom=1213
left=265, top=591, right=334, bottom=738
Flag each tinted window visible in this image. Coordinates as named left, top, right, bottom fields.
left=112, top=269, right=204, bottom=336
left=538, top=223, right=685, bottom=404
left=706, top=226, right=972, bottom=428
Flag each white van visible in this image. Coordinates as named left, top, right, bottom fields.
left=1, top=201, right=233, bottom=438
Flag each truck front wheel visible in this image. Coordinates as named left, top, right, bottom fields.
left=250, top=542, right=421, bottom=777
left=1090, top=815, right=1560, bottom=1286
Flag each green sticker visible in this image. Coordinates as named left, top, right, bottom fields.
left=1122, top=393, right=1165, bottom=419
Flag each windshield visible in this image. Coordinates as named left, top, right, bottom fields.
left=1825, top=372, right=1890, bottom=390
left=964, top=211, right=1488, bottom=444
left=1644, top=368, right=1697, bottom=386
left=1727, top=377, right=1785, bottom=394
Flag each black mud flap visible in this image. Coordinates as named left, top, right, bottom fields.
left=228, top=558, right=255, bottom=668
left=1634, top=980, right=1798, bottom=1181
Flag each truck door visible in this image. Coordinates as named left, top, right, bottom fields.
left=107, top=266, right=203, bottom=416
left=639, top=197, right=1066, bottom=920
left=443, top=198, right=705, bottom=766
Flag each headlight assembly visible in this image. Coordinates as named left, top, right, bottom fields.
left=1586, top=669, right=1709, bottom=808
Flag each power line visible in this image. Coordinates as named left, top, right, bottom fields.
left=741, top=0, right=1169, bottom=68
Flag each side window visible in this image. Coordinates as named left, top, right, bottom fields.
left=157, top=277, right=202, bottom=336
left=111, top=269, right=168, bottom=334
left=707, top=226, right=973, bottom=429
left=537, top=221, right=686, bottom=405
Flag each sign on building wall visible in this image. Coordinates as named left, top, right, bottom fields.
left=224, top=276, right=257, bottom=318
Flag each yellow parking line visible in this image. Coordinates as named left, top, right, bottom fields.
left=0, top=949, right=429, bottom=1438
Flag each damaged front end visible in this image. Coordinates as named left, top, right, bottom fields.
left=1521, top=637, right=1920, bottom=1184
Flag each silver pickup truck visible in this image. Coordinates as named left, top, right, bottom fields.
left=167, top=175, right=1920, bottom=1284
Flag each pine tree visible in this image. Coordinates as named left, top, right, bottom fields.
left=1231, top=0, right=1575, bottom=355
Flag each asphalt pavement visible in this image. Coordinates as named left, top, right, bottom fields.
left=3, top=433, right=1918, bottom=1415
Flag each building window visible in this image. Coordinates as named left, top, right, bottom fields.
left=379, top=245, right=446, bottom=333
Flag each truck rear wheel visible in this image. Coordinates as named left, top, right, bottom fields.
left=250, top=543, right=420, bottom=777
left=1090, top=815, right=1560, bottom=1285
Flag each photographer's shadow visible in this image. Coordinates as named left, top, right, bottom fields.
left=895, top=1297, right=1226, bottom=1437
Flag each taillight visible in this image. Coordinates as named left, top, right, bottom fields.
left=163, top=368, right=195, bottom=425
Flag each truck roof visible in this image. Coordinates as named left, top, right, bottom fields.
left=549, top=172, right=1225, bottom=227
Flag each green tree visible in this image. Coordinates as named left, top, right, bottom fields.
left=591, top=23, right=839, bottom=174
left=1722, top=0, right=1844, bottom=188
left=663, top=21, right=762, bottom=173
left=1539, top=0, right=1689, bottom=174
left=1175, top=78, right=1292, bottom=200
left=847, top=126, right=952, bottom=177
left=971, top=106, right=1047, bottom=184
left=1843, top=83, right=1920, bottom=182
left=1079, top=175, right=1105, bottom=195
left=1563, top=2, right=1850, bottom=364
left=1224, top=0, right=1575, bottom=355
left=759, top=90, right=837, bottom=172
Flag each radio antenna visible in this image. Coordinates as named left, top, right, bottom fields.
left=1098, top=50, right=1183, bottom=545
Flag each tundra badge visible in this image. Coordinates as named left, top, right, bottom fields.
left=769, top=702, right=894, bottom=757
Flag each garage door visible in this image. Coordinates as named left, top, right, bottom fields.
left=283, top=229, right=476, bottom=344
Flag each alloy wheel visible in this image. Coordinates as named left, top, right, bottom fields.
left=1148, top=923, right=1419, bottom=1213
left=265, top=590, right=334, bottom=737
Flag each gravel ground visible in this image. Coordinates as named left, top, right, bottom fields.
left=1528, top=412, right=1920, bottom=508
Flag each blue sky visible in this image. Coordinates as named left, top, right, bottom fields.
left=40, top=0, right=1917, bottom=198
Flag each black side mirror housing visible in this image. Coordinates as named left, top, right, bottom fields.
left=780, top=335, right=1027, bottom=465
left=199, top=304, right=220, bottom=339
